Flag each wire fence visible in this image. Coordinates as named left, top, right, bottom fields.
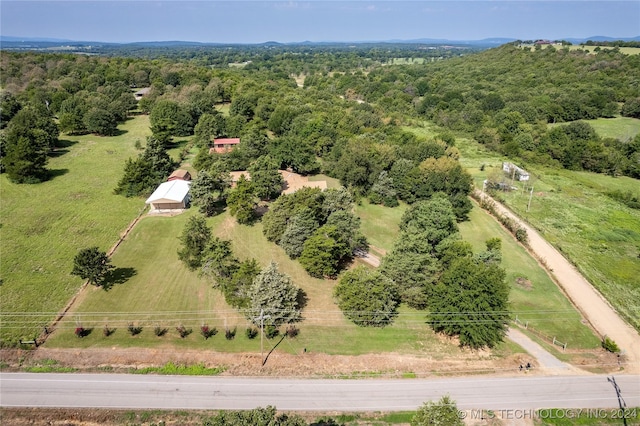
left=514, top=315, right=567, bottom=351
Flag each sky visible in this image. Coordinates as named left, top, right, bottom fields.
left=1, top=1, right=638, bottom=44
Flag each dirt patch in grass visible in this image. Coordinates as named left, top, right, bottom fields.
left=515, top=277, right=533, bottom=291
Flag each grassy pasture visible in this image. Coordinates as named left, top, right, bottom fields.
left=568, top=45, right=640, bottom=55
left=549, top=116, right=640, bottom=142
left=0, top=115, right=152, bottom=345
left=449, top=132, right=640, bottom=331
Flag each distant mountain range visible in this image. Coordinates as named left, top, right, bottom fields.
left=1, top=35, right=639, bottom=48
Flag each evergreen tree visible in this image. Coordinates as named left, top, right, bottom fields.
left=190, top=168, right=231, bottom=216
left=114, top=136, right=177, bottom=196
left=279, top=209, right=319, bottom=259
left=3, top=106, right=58, bottom=183
left=227, top=175, right=257, bottom=224
left=246, top=262, right=301, bottom=327
left=177, top=216, right=212, bottom=270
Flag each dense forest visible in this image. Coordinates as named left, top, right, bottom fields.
left=2, top=43, right=639, bottom=206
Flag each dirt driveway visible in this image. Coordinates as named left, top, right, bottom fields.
left=482, top=192, right=640, bottom=373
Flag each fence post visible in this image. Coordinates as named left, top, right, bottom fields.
left=553, top=337, right=556, bottom=346
left=525, top=321, right=528, bottom=329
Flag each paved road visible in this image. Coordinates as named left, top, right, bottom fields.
left=2, top=373, right=638, bottom=411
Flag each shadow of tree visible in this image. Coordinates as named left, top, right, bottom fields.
left=102, top=267, right=137, bottom=291
left=297, top=288, right=309, bottom=311
left=45, top=169, right=69, bottom=180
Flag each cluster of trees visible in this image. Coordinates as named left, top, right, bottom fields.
left=334, top=193, right=509, bottom=348
left=303, top=43, right=640, bottom=178
left=0, top=101, right=59, bottom=183
left=114, top=136, right=177, bottom=196
left=58, top=81, right=135, bottom=136
left=261, top=187, right=366, bottom=278
left=178, top=216, right=301, bottom=327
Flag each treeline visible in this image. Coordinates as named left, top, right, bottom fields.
left=582, top=40, right=640, bottom=48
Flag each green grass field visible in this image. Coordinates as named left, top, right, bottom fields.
left=449, top=130, right=640, bottom=332
left=46, top=211, right=468, bottom=358
left=549, top=116, right=640, bottom=142
left=0, top=115, right=153, bottom=345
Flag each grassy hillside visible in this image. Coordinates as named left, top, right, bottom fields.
left=0, top=116, right=150, bottom=345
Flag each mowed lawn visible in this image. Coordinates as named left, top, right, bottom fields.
left=47, top=210, right=465, bottom=358
left=0, top=116, right=151, bottom=345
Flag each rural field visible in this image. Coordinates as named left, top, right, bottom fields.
left=0, top=116, right=151, bottom=345
left=434, top=120, right=640, bottom=333
left=2, top=112, right=609, bottom=369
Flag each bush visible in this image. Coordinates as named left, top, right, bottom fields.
left=225, top=327, right=237, bottom=340
left=245, top=327, right=259, bottom=339
left=200, top=325, right=217, bottom=339
left=176, top=325, right=192, bottom=338
left=265, top=325, right=279, bottom=339
left=285, top=325, right=299, bottom=338
left=602, top=336, right=620, bottom=353
left=515, top=227, right=528, bottom=244
left=103, top=325, right=115, bottom=337
left=154, top=326, right=168, bottom=337
left=74, top=326, right=90, bottom=338
left=127, top=323, right=143, bottom=336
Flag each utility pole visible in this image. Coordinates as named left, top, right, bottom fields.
left=608, top=376, right=628, bottom=426
left=255, top=309, right=270, bottom=366
left=527, top=186, right=534, bottom=212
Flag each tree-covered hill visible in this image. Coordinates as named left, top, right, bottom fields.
left=306, top=43, right=640, bottom=177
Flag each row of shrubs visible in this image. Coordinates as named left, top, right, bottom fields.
left=471, top=190, right=529, bottom=245
left=74, top=324, right=300, bottom=340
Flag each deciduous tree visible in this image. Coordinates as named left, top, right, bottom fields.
left=411, top=396, right=464, bottom=426
left=428, top=257, right=510, bottom=348
left=334, top=266, right=399, bottom=327
left=71, top=247, right=114, bottom=287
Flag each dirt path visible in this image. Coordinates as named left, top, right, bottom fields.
left=485, top=194, right=640, bottom=373
left=506, top=328, right=574, bottom=374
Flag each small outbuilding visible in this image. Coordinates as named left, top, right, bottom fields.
left=210, top=138, right=240, bottom=154
left=167, top=169, right=192, bottom=181
left=134, top=87, right=151, bottom=101
left=502, top=162, right=530, bottom=181
left=146, top=180, right=191, bottom=211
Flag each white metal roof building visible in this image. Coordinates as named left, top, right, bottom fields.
left=145, top=180, right=191, bottom=211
